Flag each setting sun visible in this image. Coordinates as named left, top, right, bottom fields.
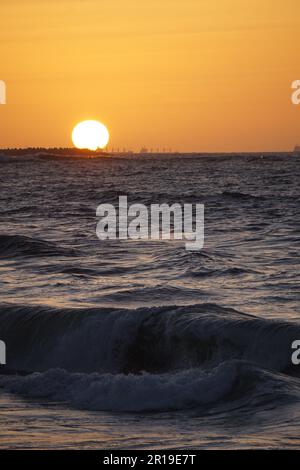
left=72, top=120, right=109, bottom=151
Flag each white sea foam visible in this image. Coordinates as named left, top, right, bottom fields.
left=0, top=361, right=240, bottom=411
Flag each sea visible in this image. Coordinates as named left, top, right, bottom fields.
left=0, top=151, right=299, bottom=449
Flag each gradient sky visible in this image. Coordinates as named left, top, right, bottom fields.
left=0, top=0, right=300, bottom=151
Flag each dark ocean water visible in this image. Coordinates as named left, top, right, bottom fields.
left=0, top=151, right=300, bottom=449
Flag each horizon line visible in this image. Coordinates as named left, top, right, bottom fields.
left=0, top=147, right=297, bottom=154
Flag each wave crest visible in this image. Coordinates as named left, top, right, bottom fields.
left=0, top=234, right=76, bottom=258
left=0, top=303, right=299, bottom=375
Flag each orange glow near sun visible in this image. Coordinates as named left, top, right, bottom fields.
left=72, top=120, right=109, bottom=151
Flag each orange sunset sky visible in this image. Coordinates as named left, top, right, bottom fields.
left=0, top=0, right=300, bottom=152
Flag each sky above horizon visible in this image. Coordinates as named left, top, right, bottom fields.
left=0, top=0, right=300, bottom=152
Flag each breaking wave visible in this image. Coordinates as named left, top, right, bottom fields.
left=0, top=302, right=300, bottom=411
